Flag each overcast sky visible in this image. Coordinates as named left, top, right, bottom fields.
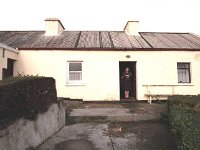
left=0, top=0, right=200, bottom=34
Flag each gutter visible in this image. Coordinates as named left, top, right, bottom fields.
left=18, top=47, right=200, bottom=51
left=0, top=43, right=19, bottom=53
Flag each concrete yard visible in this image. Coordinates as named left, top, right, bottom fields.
left=68, top=102, right=166, bottom=123
left=36, top=122, right=176, bottom=150
left=36, top=101, right=177, bottom=150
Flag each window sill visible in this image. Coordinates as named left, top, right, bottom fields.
left=143, top=84, right=194, bottom=87
left=177, top=83, right=194, bottom=86
left=65, top=83, right=85, bottom=86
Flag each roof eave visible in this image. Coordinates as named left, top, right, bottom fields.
left=0, top=43, right=18, bottom=53
left=18, top=47, right=200, bottom=51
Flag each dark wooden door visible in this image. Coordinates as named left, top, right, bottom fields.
left=119, top=61, right=136, bottom=99
left=2, top=59, right=14, bottom=79
left=7, top=59, right=14, bottom=78
left=2, top=68, right=7, bottom=79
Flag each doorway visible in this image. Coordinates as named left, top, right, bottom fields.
left=2, top=58, right=15, bottom=79
left=119, top=61, right=136, bottom=100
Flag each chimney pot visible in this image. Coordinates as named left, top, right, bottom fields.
left=124, top=21, right=139, bottom=36
left=45, top=18, right=65, bottom=36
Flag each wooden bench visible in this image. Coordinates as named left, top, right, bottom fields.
left=143, top=84, right=194, bottom=104
left=144, top=94, right=174, bottom=104
left=143, top=85, right=176, bottom=104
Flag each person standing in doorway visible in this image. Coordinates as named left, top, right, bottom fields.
left=121, top=67, right=132, bottom=99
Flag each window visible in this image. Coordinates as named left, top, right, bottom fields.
left=67, top=61, right=83, bottom=84
left=177, top=63, right=191, bottom=83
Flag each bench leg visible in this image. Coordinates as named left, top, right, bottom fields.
left=149, top=95, right=152, bottom=104
left=147, top=95, right=152, bottom=104
left=147, top=96, right=149, bottom=103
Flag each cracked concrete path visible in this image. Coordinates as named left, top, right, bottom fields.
left=68, top=103, right=165, bottom=122
left=36, top=122, right=176, bottom=150
left=70, top=108, right=131, bottom=116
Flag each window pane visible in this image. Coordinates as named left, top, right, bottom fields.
left=178, top=69, right=183, bottom=83
left=69, top=72, right=82, bottom=81
left=69, top=63, right=82, bottom=71
left=177, top=63, right=189, bottom=69
left=178, top=69, right=190, bottom=83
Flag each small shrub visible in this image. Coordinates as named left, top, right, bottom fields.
left=168, top=95, right=200, bottom=109
left=168, top=95, right=200, bottom=150
left=0, top=72, right=40, bottom=85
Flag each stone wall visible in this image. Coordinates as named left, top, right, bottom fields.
left=0, top=100, right=65, bottom=150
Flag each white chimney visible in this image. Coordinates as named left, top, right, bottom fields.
left=124, top=21, right=139, bottom=36
left=45, top=18, right=65, bottom=36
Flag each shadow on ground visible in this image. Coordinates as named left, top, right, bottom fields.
left=109, top=121, right=177, bottom=150
left=55, top=139, right=95, bottom=150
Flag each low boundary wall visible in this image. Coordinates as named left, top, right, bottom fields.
left=0, top=100, right=65, bottom=150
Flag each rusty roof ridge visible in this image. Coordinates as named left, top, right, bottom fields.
left=74, top=31, right=81, bottom=48
left=108, top=32, right=114, bottom=48
left=139, top=33, right=153, bottom=48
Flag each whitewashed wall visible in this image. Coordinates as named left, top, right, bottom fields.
left=15, top=50, right=200, bottom=101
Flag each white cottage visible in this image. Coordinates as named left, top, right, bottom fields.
left=1, top=18, right=200, bottom=102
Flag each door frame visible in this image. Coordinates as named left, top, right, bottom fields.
left=119, top=61, right=137, bottom=100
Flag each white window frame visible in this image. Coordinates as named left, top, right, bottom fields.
left=177, top=62, right=191, bottom=84
left=66, top=61, right=84, bottom=85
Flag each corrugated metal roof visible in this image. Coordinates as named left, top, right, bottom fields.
left=0, top=31, right=200, bottom=50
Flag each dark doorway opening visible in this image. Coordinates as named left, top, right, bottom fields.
left=119, top=61, right=136, bottom=100
left=2, top=58, right=15, bottom=80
